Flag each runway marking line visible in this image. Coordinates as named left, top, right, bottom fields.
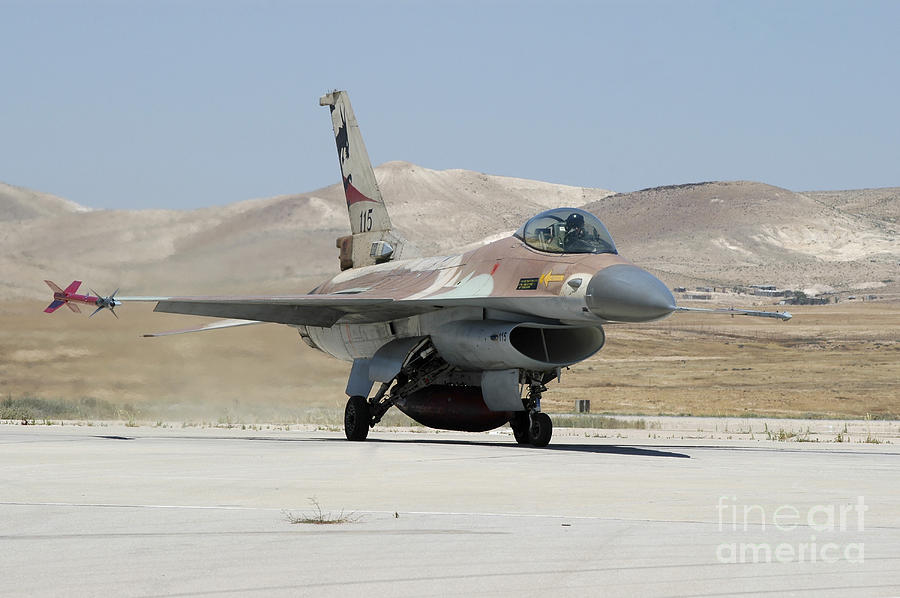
left=4, top=502, right=899, bottom=530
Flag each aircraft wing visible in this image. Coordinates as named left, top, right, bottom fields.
left=119, top=295, right=418, bottom=328
left=121, top=294, right=567, bottom=327
left=119, top=293, right=790, bottom=329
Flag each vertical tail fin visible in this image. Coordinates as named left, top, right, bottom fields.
left=320, top=90, right=391, bottom=234
left=320, top=90, right=402, bottom=269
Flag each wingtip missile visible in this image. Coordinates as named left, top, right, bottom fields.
left=43, top=280, right=121, bottom=318
left=90, top=288, right=121, bottom=318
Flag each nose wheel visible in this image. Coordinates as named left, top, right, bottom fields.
left=528, top=412, right=553, bottom=447
left=511, top=412, right=530, bottom=445
left=510, top=411, right=553, bottom=447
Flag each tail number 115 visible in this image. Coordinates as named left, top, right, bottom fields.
left=359, top=208, right=373, bottom=232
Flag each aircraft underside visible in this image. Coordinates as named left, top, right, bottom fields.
left=340, top=335, right=558, bottom=447
left=298, top=308, right=605, bottom=446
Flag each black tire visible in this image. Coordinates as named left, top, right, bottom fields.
left=344, top=395, right=370, bottom=441
left=511, top=413, right=530, bottom=445
left=528, top=412, right=553, bottom=447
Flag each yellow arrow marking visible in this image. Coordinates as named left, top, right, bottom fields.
left=540, top=271, right=565, bottom=287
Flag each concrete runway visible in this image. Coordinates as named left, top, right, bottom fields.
left=1, top=423, right=898, bottom=597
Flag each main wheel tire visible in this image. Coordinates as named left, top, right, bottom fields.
left=511, top=413, right=530, bottom=445
left=344, top=395, right=370, bottom=441
left=528, top=412, right=553, bottom=447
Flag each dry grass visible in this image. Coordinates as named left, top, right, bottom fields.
left=1, top=301, right=350, bottom=421
left=546, top=302, right=900, bottom=419
left=2, top=300, right=898, bottom=422
left=283, top=498, right=360, bottom=525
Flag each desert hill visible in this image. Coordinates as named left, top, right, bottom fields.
left=802, top=186, right=900, bottom=223
left=583, top=181, right=898, bottom=292
left=0, top=182, right=89, bottom=221
left=373, top=161, right=615, bottom=253
left=1, top=166, right=897, bottom=301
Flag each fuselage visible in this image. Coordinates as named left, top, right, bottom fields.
left=300, top=232, right=674, bottom=364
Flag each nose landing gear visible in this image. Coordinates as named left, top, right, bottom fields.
left=509, top=379, right=553, bottom=447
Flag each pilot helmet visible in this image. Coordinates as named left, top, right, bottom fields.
left=565, top=212, right=585, bottom=230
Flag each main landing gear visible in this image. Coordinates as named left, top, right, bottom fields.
left=344, top=395, right=371, bottom=441
left=341, top=356, right=556, bottom=447
left=343, top=339, right=447, bottom=442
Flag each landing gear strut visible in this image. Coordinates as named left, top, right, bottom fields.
left=342, top=339, right=449, bottom=442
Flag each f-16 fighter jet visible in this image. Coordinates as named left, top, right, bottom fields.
left=52, top=91, right=790, bottom=446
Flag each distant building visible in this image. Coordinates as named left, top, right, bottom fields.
left=753, top=288, right=788, bottom=297
left=673, top=287, right=686, bottom=293
left=685, top=293, right=712, bottom=300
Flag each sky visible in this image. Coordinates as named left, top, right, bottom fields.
left=2, top=0, right=899, bottom=210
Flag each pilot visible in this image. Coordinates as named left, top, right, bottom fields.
left=563, top=212, right=589, bottom=252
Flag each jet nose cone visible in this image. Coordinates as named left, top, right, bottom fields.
left=586, top=265, right=676, bottom=322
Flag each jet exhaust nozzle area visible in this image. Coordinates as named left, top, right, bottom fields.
left=585, top=264, right=676, bottom=322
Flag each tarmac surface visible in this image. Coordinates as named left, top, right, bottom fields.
left=1, top=422, right=899, bottom=597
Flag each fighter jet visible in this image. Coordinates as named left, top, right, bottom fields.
left=61, top=90, right=790, bottom=446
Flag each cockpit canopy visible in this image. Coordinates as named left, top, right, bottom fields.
left=515, top=208, right=618, bottom=255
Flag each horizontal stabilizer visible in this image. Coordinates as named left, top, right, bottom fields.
left=143, top=319, right=264, bottom=337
